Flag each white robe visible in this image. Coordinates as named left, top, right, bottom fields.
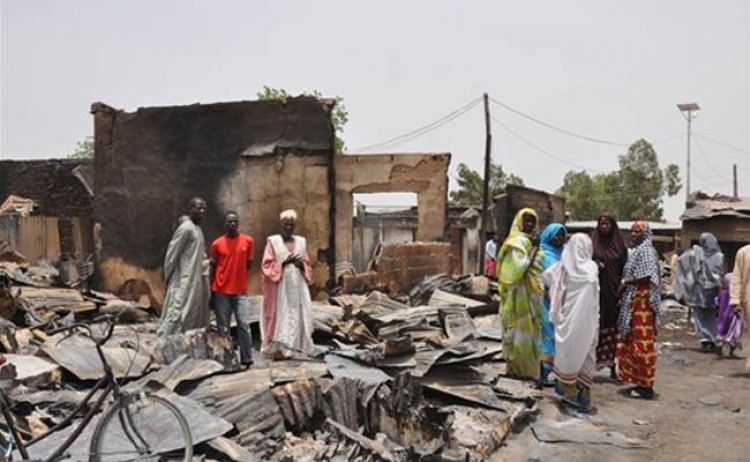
left=158, top=219, right=209, bottom=339
left=261, top=235, right=314, bottom=357
left=544, top=233, right=600, bottom=385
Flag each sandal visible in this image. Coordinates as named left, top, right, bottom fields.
left=629, top=386, right=655, bottom=400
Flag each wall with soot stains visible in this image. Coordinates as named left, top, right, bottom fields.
left=92, top=97, right=334, bottom=300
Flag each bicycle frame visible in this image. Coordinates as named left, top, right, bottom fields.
left=1, top=318, right=126, bottom=462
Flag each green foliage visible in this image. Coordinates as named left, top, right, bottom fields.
left=257, top=86, right=349, bottom=153
left=68, top=136, right=94, bottom=158
left=449, top=162, right=525, bottom=207
left=557, top=139, right=682, bottom=221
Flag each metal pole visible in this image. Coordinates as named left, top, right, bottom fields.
left=480, top=93, right=492, bottom=275
left=734, top=163, right=739, bottom=198
left=686, top=111, right=692, bottom=202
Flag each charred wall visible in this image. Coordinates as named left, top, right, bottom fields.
left=93, top=97, right=334, bottom=297
left=0, top=159, right=93, bottom=218
left=0, top=159, right=93, bottom=256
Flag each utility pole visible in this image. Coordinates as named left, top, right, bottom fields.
left=677, top=103, right=700, bottom=203
left=733, top=164, right=739, bottom=198
left=480, top=93, right=492, bottom=275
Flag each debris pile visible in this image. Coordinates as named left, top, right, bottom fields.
left=0, top=241, right=540, bottom=461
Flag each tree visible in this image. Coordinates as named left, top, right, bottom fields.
left=257, top=86, right=349, bottom=153
left=68, top=136, right=94, bottom=158
left=449, top=162, right=525, bottom=207
left=557, top=139, right=682, bottom=221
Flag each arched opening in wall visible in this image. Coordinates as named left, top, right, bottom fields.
left=352, top=193, right=417, bottom=273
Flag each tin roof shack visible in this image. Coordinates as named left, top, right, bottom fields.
left=681, top=193, right=750, bottom=269
left=566, top=221, right=681, bottom=257
left=493, top=184, right=565, bottom=240
left=92, top=98, right=335, bottom=301
left=0, top=159, right=94, bottom=263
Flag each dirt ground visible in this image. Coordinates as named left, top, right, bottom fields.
left=493, top=305, right=750, bottom=462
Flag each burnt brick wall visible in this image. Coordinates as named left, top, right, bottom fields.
left=374, top=242, right=452, bottom=294
left=93, top=97, right=334, bottom=271
left=0, top=159, right=93, bottom=218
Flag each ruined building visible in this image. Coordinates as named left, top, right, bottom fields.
left=92, top=97, right=450, bottom=301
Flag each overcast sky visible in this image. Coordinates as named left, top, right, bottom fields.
left=2, top=1, right=748, bottom=220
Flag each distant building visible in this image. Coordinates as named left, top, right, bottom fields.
left=681, top=192, right=750, bottom=268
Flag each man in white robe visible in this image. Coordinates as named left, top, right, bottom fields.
left=157, top=197, right=210, bottom=349
left=261, top=209, right=314, bottom=359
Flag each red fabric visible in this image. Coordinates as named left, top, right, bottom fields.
left=260, top=238, right=313, bottom=350
left=211, top=234, right=254, bottom=295
left=485, top=258, right=497, bottom=278
left=617, top=284, right=657, bottom=388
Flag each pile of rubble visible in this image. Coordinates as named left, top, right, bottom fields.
left=1, top=248, right=539, bottom=461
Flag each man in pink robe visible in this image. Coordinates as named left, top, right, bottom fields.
left=261, top=209, right=314, bottom=359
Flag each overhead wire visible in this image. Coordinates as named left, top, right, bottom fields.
left=349, top=96, right=482, bottom=152
left=488, top=97, right=631, bottom=147
left=693, top=133, right=750, bottom=155
left=490, top=115, right=607, bottom=173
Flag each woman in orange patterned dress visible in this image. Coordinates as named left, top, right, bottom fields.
left=616, top=221, right=661, bottom=400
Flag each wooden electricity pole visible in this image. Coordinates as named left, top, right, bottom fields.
left=480, top=93, right=492, bottom=274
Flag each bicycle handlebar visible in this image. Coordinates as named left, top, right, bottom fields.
left=45, top=313, right=119, bottom=346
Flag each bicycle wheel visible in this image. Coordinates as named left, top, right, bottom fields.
left=89, top=393, right=192, bottom=462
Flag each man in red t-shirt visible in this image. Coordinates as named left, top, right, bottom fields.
left=210, top=211, right=255, bottom=367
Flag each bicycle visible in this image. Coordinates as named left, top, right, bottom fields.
left=0, top=314, right=193, bottom=461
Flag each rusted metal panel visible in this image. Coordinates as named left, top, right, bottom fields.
left=18, top=216, right=60, bottom=264
left=132, top=354, right=224, bottom=391
left=17, top=287, right=97, bottom=316
left=39, top=333, right=151, bottom=380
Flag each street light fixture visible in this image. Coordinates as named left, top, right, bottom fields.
left=677, top=103, right=700, bottom=202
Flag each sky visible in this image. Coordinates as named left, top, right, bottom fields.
left=1, top=0, right=748, bottom=221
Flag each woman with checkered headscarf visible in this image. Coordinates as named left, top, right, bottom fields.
left=616, top=221, right=661, bottom=400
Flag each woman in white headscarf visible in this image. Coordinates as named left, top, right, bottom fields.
left=544, top=233, right=600, bottom=412
left=261, top=209, right=315, bottom=359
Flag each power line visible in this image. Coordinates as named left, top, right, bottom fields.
left=349, top=97, right=482, bottom=152
left=693, top=133, right=750, bottom=157
left=490, top=115, right=606, bottom=173
left=693, top=138, right=725, bottom=178
left=488, top=97, right=631, bottom=147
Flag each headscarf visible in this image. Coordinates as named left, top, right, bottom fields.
left=698, top=232, right=724, bottom=288
left=496, top=208, right=543, bottom=295
left=280, top=209, right=298, bottom=221
left=497, top=207, right=539, bottom=263
left=543, top=234, right=600, bottom=380
left=590, top=212, right=628, bottom=328
left=540, top=223, right=567, bottom=270
left=591, top=213, right=627, bottom=275
left=618, top=221, right=661, bottom=336
left=676, top=232, right=724, bottom=306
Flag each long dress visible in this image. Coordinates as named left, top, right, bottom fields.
left=617, top=225, right=661, bottom=389
left=544, top=233, right=600, bottom=411
left=155, top=219, right=209, bottom=363
left=716, top=273, right=745, bottom=351
left=261, top=234, right=314, bottom=358
left=675, top=232, right=724, bottom=346
left=497, top=208, right=544, bottom=380
left=590, top=214, right=627, bottom=368
left=539, top=223, right=567, bottom=382
left=729, top=245, right=750, bottom=371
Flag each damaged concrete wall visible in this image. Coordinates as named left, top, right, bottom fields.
left=335, top=154, right=450, bottom=268
left=92, top=98, right=334, bottom=299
